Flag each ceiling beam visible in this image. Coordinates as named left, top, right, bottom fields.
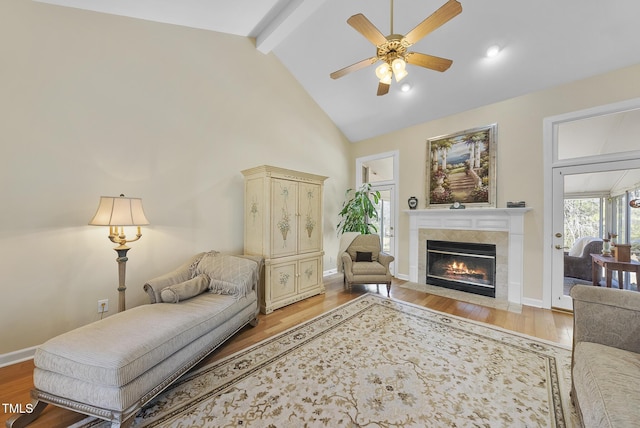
left=254, top=0, right=328, bottom=54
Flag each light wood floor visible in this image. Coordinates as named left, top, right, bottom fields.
left=0, top=275, right=573, bottom=427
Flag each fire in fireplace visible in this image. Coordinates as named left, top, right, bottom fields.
left=426, top=240, right=496, bottom=298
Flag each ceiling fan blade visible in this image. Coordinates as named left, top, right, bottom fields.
left=377, top=82, right=390, bottom=96
left=347, top=13, right=388, bottom=46
left=404, top=0, right=462, bottom=46
left=330, top=57, right=378, bottom=79
left=405, top=52, right=453, bottom=72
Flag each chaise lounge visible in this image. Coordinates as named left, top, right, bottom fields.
left=7, top=251, right=262, bottom=428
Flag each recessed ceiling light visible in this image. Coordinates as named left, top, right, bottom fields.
left=486, top=45, right=501, bottom=58
left=400, top=82, right=412, bottom=92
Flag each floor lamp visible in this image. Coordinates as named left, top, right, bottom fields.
left=89, top=194, right=150, bottom=312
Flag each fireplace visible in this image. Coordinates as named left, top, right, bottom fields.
left=408, top=208, right=530, bottom=306
left=426, top=240, right=496, bottom=298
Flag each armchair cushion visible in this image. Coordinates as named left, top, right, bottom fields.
left=352, top=262, right=388, bottom=276
left=568, top=236, right=598, bottom=257
left=356, top=251, right=373, bottom=262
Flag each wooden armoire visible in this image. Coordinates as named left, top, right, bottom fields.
left=242, top=165, right=327, bottom=314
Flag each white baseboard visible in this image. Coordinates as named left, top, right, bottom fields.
left=0, top=346, right=36, bottom=368
left=395, top=273, right=410, bottom=281
left=521, top=297, right=545, bottom=308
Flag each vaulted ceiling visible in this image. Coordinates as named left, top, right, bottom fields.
left=35, top=0, right=640, bottom=142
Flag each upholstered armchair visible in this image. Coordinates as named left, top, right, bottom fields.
left=341, top=234, right=394, bottom=296
left=564, top=238, right=603, bottom=281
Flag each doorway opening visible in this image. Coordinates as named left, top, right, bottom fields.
left=544, top=98, right=640, bottom=310
left=356, top=151, right=399, bottom=275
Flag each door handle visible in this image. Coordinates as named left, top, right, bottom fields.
left=555, top=233, right=562, bottom=238
left=555, top=245, right=563, bottom=250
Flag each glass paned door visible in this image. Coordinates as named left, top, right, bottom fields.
left=371, top=186, right=395, bottom=274
left=552, top=162, right=640, bottom=309
left=357, top=151, right=399, bottom=276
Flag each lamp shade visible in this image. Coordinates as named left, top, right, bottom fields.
left=89, top=194, right=150, bottom=226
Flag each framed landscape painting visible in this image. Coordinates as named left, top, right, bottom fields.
left=425, top=124, right=497, bottom=208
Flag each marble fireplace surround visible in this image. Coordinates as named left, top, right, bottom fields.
left=406, top=208, right=531, bottom=306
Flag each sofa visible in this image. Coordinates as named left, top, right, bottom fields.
left=570, top=284, right=640, bottom=427
left=564, top=237, right=603, bottom=282
left=7, top=251, right=262, bottom=428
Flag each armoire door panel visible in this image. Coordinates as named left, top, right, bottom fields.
left=271, top=179, right=298, bottom=258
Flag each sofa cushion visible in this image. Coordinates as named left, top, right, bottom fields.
left=160, top=274, right=210, bottom=303
left=573, top=341, right=640, bottom=427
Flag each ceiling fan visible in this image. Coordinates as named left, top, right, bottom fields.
left=330, top=0, right=462, bottom=96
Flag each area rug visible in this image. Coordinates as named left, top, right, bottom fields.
left=75, top=294, right=575, bottom=427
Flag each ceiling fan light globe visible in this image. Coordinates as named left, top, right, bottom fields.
left=380, top=74, right=392, bottom=85
left=375, top=63, right=391, bottom=80
left=392, top=57, right=406, bottom=72
left=393, top=68, right=408, bottom=82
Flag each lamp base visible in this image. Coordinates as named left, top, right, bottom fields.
left=115, top=247, right=130, bottom=312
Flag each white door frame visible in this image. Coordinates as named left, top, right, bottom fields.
left=356, top=150, right=399, bottom=274
left=542, top=97, right=640, bottom=308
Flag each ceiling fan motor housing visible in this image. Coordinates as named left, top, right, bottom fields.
left=377, top=34, right=410, bottom=64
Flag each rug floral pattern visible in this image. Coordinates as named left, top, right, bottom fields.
left=78, top=294, right=574, bottom=427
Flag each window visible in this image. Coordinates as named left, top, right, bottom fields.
left=565, top=188, right=640, bottom=288
left=563, top=197, right=602, bottom=249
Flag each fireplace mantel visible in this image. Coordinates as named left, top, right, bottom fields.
left=406, top=208, right=531, bottom=305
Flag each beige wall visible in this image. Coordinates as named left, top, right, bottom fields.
left=3, top=0, right=640, bottom=359
left=351, top=63, right=640, bottom=304
left=0, top=0, right=351, bottom=356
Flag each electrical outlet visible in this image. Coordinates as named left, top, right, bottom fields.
left=98, top=299, right=109, bottom=313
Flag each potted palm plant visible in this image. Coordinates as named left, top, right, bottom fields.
left=336, top=183, right=381, bottom=235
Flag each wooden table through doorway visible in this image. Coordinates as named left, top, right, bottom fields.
left=591, top=253, right=640, bottom=289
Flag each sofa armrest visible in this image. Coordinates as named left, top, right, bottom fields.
left=571, top=284, right=640, bottom=354
left=378, top=252, right=394, bottom=269
left=143, top=252, right=206, bottom=303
